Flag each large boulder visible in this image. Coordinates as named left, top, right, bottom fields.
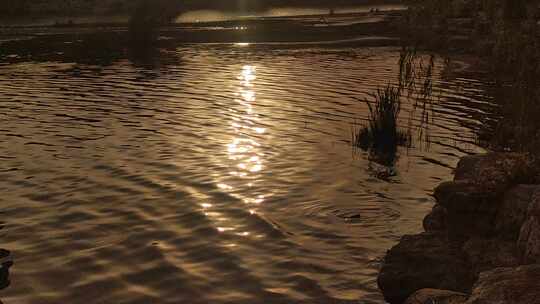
left=465, top=265, right=540, bottom=304
left=434, top=181, right=494, bottom=213
left=462, top=238, right=520, bottom=275
left=454, top=153, right=534, bottom=190
left=434, top=181, right=498, bottom=240
left=405, top=289, right=467, bottom=304
left=495, top=185, right=539, bottom=240
left=437, top=153, right=536, bottom=240
left=378, top=233, right=474, bottom=304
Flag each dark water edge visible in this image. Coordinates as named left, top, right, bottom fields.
left=0, top=29, right=496, bottom=303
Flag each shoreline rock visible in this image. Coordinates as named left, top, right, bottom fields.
left=377, top=233, right=474, bottom=304
left=378, top=153, right=540, bottom=304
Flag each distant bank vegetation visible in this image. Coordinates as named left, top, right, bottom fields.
left=0, top=0, right=402, bottom=17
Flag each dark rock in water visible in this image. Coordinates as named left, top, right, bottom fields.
left=434, top=181, right=498, bottom=240
left=0, top=249, right=12, bottom=290
left=423, top=204, right=448, bottom=232
left=404, top=288, right=467, bottom=304
left=495, top=185, right=539, bottom=240
left=462, top=238, right=520, bottom=275
left=453, top=153, right=534, bottom=192
left=518, top=190, right=540, bottom=264
left=378, top=232, right=474, bottom=304
left=465, top=265, right=540, bottom=304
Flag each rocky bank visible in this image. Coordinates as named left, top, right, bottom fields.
left=378, top=153, right=540, bottom=304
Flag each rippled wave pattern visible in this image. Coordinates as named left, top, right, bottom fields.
left=0, top=46, right=491, bottom=303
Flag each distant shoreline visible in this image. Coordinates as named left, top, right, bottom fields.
left=0, top=5, right=405, bottom=28
left=0, top=10, right=403, bottom=46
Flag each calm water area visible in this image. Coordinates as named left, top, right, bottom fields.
left=0, top=12, right=494, bottom=303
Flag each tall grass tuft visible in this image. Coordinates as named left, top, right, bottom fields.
left=353, top=85, right=410, bottom=154
left=352, top=46, right=437, bottom=167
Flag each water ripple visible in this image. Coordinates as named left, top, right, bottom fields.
left=0, top=45, right=491, bottom=303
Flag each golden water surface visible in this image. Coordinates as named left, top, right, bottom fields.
left=0, top=45, right=491, bottom=303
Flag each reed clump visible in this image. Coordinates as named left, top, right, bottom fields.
left=354, top=85, right=410, bottom=152
left=353, top=46, right=436, bottom=167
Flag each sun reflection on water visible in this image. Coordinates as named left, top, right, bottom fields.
left=205, top=64, right=270, bottom=236
left=228, top=65, right=266, bottom=179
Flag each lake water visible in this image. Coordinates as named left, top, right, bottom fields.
left=0, top=44, right=492, bottom=303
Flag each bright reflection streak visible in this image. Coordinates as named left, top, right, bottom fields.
left=226, top=65, right=266, bottom=178
left=217, top=183, right=233, bottom=190
left=254, top=127, right=266, bottom=134
left=217, top=227, right=234, bottom=232
left=242, top=91, right=255, bottom=102
left=207, top=64, right=270, bottom=237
